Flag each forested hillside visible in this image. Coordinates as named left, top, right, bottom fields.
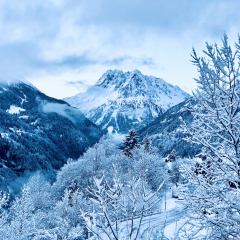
left=138, top=97, right=202, bottom=158
left=0, top=79, right=103, bottom=193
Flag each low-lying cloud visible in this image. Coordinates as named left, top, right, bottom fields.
left=41, top=102, right=85, bottom=125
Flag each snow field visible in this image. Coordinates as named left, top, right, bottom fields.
left=6, top=105, right=26, bottom=114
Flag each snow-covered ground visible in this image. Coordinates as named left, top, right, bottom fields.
left=6, top=105, right=26, bottom=114
left=116, top=190, right=186, bottom=240
left=19, top=115, right=29, bottom=119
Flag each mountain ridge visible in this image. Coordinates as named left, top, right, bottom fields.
left=64, top=69, right=190, bottom=133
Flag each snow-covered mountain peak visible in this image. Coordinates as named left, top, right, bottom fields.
left=64, top=69, right=190, bottom=133
left=95, top=69, right=187, bottom=99
left=96, top=69, right=145, bottom=90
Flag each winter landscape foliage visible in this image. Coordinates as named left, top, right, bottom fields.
left=1, top=34, right=240, bottom=239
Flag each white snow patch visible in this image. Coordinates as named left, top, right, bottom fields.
left=175, top=128, right=182, bottom=132
left=19, top=115, right=29, bottom=119
left=7, top=106, right=26, bottom=114
left=160, top=190, right=182, bottom=211
left=107, top=126, right=113, bottom=134
left=31, top=120, right=38, bottom=125
left=112, top=133, right=126, bottom=145
left=164, top=218, right=208, bottom=239
left=165, top=195, right=178, bottom=211
left=20, top=93, right=28, bottom=106
left=1, top=133, right=9, bottom=138
left=8, top=128, right=25, bottom=135
left=164, top=218, right=187, bottom=239
left=17, top=129, right=25, bottom=135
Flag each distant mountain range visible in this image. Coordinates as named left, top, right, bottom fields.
left=0, top=78, right=103, bottom=193
left=64, top=69, right=190, bottom=133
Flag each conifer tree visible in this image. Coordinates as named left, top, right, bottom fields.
left=143, top=134, right=151, bottom=153
left=120, top=129, right=140, bottom=158
left=166, top=149, right=176, bottom=162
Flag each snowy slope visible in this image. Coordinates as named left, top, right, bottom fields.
left=64, top=70, right=190, bottom=133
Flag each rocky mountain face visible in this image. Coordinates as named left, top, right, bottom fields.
left=0, top=78, right=103, bottom=193
left=138, top=97, right=202, bottom=158
left=64, top=69, right=190, bottom=133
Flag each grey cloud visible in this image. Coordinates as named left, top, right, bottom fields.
left=0, top=39, right=156, bottom=77
left=0, top=42, right=93, bottom=77
left=0, top=42, right=41, bottom=77
left=141, top=57, right=155, bottom=66
left=66, top=80, right=85, bottom=85
left=49, top=54, right=156, bottom=70
left=77, top=0, right=240, bottom=37
left=2, top=0, right=240, bottom=41
left=103, top=56, right=156, bottom=67
left=55, top=54, right=97, bottom=69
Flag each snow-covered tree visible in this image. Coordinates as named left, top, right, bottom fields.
left=121, top=130, right=140, bottom=158
left=171, top=160, right=180, bottom=188
left=52, top=134, right=121, bottom=199
left=82, top=164, right=164, bottom=240
left=180, top=34, right=240, bottom=239
left=25, top=173, right=53, bottom=211
left=0, top=173, right=85, bottom=239
left=2, top=186, right=36, bottom=240
left=131, top=145, right=167, bottom=192
left=52, top=189, right=84, bottom=239
left=143, top=134, right=151, bottom=153
left=0, top=191, right=8, bottom=237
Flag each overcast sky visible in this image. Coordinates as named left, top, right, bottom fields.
left=1, top=0, right=240, bottom=99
